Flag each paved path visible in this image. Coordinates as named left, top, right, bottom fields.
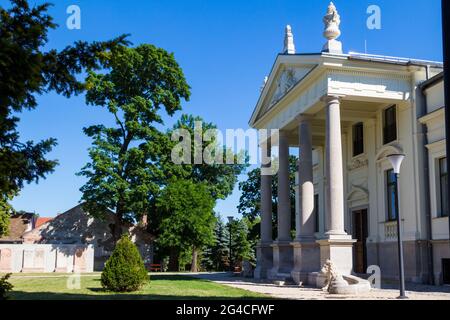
left=189, top=272, right=450, bottom=300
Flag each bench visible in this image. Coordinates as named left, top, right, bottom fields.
left=146, top=263, right=162, bottom=272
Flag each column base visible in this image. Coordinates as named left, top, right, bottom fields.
left=290, top=240, right=320, bottom=285
left=317, top=236, right=357, bottom=276
left=254, top=242, right=273, bottom=280
left=268, top=241, right=293, bottom=280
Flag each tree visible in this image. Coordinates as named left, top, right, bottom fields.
left=101, top=235, right=148, bottom=292
left=168, top=114, right=248, bottom=201
left=78, top=44, right=190, bottom=243
left=201, top=215, right=230, bottom=271
left=227, top=218, right=253, bottom=267
left=238, top=155, right=298, bottom=240
left=155, top=180, right=216, bottom=272
left=0, top=0, right=129, bottom=196
left=0, top=195, right=14, bottom=237
left=0, top=0, right=128, bottom=228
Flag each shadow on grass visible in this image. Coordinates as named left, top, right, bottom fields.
left=8, top=291, right=272, bottom=300
left=9, top=274, right=274, bottom=300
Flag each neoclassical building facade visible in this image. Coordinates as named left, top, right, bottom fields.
left=250, top=3, right=449, bottom=285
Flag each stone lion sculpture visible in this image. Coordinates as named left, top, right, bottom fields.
left=321, top=259, right=347, bottom=293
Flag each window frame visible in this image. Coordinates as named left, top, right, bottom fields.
left=352, top=122, right=364, bottom=157
left=439, top=157, right=449, bottom=217
left=386, top=169, right=398, bottom=222
left=383, top=105, right=397, bottom=145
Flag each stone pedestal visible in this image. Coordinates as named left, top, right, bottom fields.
left=254, top=242, right=273, bottom=280
left=268, top=241, right=293, bottom=279
left=290, top=240, right=320, bottom=284
left=317, top=237, right=357, bottom=276
left=322, top=40, right=342, bottom=54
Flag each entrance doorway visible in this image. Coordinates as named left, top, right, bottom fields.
left=353, top=209, right=368, bottom=274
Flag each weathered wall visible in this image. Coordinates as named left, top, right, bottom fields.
left=0, top=244, right=94, bottom=273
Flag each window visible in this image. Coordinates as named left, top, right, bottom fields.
left=443, top=259, right=450, bottom=285
left=314, top=194, right=319, bottom=233
left=383, top=105, right=397, bottom=144
left=352, top=123, right=364, bottom=156
left=439, top=157, right=449, bottom=217
left=386, top=169, right=398, bottom=221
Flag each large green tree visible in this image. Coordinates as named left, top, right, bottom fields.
left=151, top=114, right=247, bottom=269
left=167, top=114, right=248, bottom=200
left=238, top=155, right=298, bottom=240
left=155, top=180, right=216, bottom=272
left=0, top=0, right=128, bottom=235
left=78, top=44, right=190, bottom=243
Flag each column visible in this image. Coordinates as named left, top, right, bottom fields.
left=291, top=116, right=320, bottom=284
left=277, top=131, right=291, bottom=241
left=254, top=138, right=273, bottom=279
left=297, top=116, right=315, bottom=240
left=315, top=95, right=356, bottom=280
left=269, top=130, right=293, bottom=279
left=325, top=96, right=346, bottom=236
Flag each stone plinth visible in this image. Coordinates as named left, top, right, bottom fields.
left=290, top=240, right=320, bottom=284
left=268, top=241, right=293, bottom=279
left=254, top=242, right=273, bottom=280
left=317, top=237, right=357, bottom=276
left=322, top=40, right=342, bottom=54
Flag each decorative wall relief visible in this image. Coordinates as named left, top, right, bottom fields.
left=348, top=156, right=369, bottom=171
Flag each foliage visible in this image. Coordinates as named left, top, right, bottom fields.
left=155, top=180, right=216, bottom=271
left=0, top=0, right=128, bottom=198
left=228, top=218, right=253, bottom=266
left=167, top=114, right=248, bottom=201
left=0, top=194, right=14, bottom=237
left=78, top=44, right=190, bottom=241
left=201, top=215, right=230, bottom=271
left=101, top=235, right=148, bottom=292
left=0, top=273, right=13, bottom=300
left=238, top=155, right=298, bottom=239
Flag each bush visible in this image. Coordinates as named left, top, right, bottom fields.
left=0, top=273, right=13, bottom=300
left=101, top=235, right=149, bottom=292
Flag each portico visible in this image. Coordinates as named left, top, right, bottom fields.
left=250, top=2, right=434, bottom=285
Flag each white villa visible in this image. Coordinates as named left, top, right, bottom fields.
left=250, top=2, right=449, bottom=286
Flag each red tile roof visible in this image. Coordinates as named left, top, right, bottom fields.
left=35, top=217, right=53, bottom=229
left=0, top=213, right=34, bottom=243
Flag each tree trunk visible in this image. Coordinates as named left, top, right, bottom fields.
left=168, top=248, right=179, bottom=272
left=190, top=246, right=198, bottom=272
left=112, top=201, right=125, bottom=245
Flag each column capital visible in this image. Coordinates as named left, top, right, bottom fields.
left=320, top=94, right=345, bottom=104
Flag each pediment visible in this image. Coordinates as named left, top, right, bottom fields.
left=251, top=60, right=319, bottom=125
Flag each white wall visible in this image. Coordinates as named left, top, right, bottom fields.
left=425, top=81, right=445, bottom=114
left=0, top=244, right=94, bottom=273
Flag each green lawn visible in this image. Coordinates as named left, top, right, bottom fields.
left=6, top=273, right=270, bottom=300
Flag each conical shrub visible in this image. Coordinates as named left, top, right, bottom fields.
left=101, top=235, right=149, bottom=292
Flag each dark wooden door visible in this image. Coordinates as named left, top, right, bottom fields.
left=353, top=209, right=368, bottom=274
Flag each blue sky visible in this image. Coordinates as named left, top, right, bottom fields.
left=2, top=0, right=443, bottom=218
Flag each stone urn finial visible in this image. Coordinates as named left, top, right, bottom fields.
left=322, top=2, right=343, bottom=54
left=283, top=25, right=296, bottom=54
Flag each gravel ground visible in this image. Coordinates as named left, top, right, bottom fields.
left=190, top=273, right=450, bottom=300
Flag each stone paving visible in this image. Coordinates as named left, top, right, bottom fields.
left=190, top=272, right=450, bottom=300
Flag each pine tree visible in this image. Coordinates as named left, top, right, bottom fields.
left=228, top=218, right=253, bottom=268
left=202, top=215, right=230, bottom=271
